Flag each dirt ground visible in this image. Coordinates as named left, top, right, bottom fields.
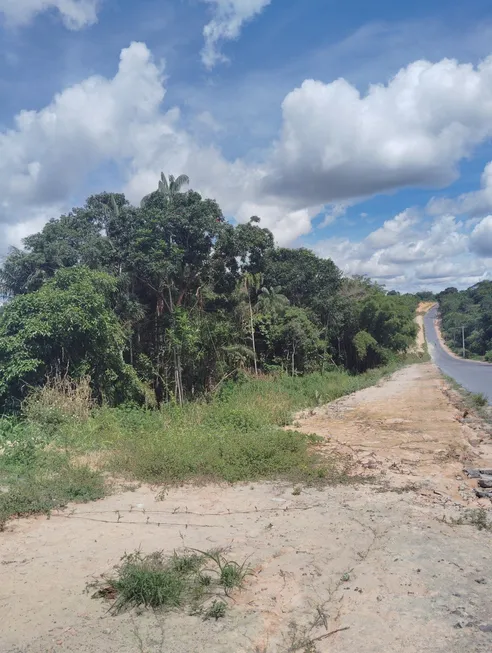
left=2, top=363, right=492, bottom=653
left=414, top=301, right=435, bottom=354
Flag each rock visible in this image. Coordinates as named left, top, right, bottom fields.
left=463, top=469, right=481, bottom=478
left=479, top=469, right=492, bottom=475
left=478, top=479, right=492, bottom=488
left=479, top=624, right=492, bottom=633
left=475, top=489, right=492, bottom=499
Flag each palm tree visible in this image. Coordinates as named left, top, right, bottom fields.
left=141, top=172, right=190, bottom=207
left=257, top=286, right=290, bottom=316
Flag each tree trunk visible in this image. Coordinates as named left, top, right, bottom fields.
left=249, top=294, right=258, bottom=376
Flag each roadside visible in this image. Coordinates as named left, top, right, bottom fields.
left=413, top=300, right=435, bottom=355
left=433, top=311, right=491, bottom=366
left=425, top=306, right=492, bottom=403
left=2, top=361, right=492, bottom=653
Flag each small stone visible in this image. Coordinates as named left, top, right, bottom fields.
left=479, top=624, right=492, bottom=633
left=475, top=578, right=487, bottom=584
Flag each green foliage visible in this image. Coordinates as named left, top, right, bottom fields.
left=438, top=281, right=492, bottom=359
left=353, top=330, right=379, bottom=361
left=471, top=392, right=488, bottom=408
left=0, top=456, right=106, bottom=529
left=204, top=600, right=227, bottom=620
left=0, top=175, right=420, bottom=408
left=91, top=547, right=251, bottom=615
left=0, top=267, right=141, bottom=410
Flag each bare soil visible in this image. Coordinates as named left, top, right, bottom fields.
left=2, top=364, right=492, bottom=653
left=413, top=301, right=435, bottom=354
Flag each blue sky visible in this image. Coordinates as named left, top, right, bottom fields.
left=1, top=0, right=492, bottom=290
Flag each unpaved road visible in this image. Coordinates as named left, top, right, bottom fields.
left=2, top=364, right=492, bottom=653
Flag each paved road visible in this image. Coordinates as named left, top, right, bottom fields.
left=424, top=306, right=492, bottom=403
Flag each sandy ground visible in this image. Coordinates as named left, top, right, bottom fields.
left=413, top=301, right=435, bottom=354
left=2, top=364, right=492, bottom=653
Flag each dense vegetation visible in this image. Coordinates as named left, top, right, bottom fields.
left=438, top=282, right=492, bottom=361
left=0, top=173, right=418, bottom=411
left=0, top=174, right=426, bottom=527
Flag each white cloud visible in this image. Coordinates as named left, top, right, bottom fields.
left=0, top=0, right=98, bottom=29
left=0, top=41, right=165, bottom=230
left=4, top=40, right=492, bottom=289
left=263, top=57, right=492, bottom=205
left=428, top=160, right=492, bottom=218
left=365, top=209, right=419, bottom=249
left=0, top=40, right=312, bottom=252
left=314, top=213, right=486, bottom=291
left=200, top=0, right=271, bottom=69
left=470, top=215, right=492, bottom=257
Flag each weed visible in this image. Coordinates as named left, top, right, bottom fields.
left=91, top=547, right=254, bottom=615
left=471, top=393, right=488, bottom=408
left=292, top=486, right=302, bottom=496
left=0, top=462, right=106, bottom=529
left=204, top=600, right=227, bottom=620
left=445, top=508, right=492, bottom=532
left=0, top=359, right=415, bottom=530
left=192, top=547, right=254, bottom=595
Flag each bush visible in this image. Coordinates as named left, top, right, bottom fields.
left=471, top=392, right=488, bottom=408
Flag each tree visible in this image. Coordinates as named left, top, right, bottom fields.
left=140, top=172, right=190, bottom=207
left=0, top=176, right=421, bottom=409
left=0, top=267, right=141, bottom=410
left=256, top=286, right=290, bottom=316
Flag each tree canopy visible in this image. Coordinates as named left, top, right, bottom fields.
left=438, top=282, right=492, bottom=361
left=0, top=174, right=418, bottom=410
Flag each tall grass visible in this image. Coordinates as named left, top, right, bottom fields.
left=0, top=355, right=420, bottom=526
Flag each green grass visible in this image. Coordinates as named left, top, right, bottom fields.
left=0, top=354, right=422, bottom=527
left=65, top=362, right=409, bottom=484
left=442, top=374, right=491, bottom=419
left=90, top=548, right=251, bottom=616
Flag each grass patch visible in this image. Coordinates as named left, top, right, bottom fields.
left=0, top=460, right=106, bottom=530
left=0, top=416, right=106, bottom=529
left=444, top=508, right=492, bottom=532
left=90, top=547, right=252, bottom=617
left=0, top=354, right=422, bottom=527
left=442, top=374, right=492, bottom=421
left=471, top=392, right=488, bottom=408
left=74, top=356, right=418, bottom=485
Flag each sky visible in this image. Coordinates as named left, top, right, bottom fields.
left=1, top=0, right=492, bottom=291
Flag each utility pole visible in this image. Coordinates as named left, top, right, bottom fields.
left=461, top=325, right=466, bottom=359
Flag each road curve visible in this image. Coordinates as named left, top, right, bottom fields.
left=424, top=306, right=492, bottom=403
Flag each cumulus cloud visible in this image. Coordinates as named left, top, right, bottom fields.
left=0, top=40, right=308, bottom=251
left=4, top=40, right=492, bottom=287
left=0, top=41, right=165, bottom=229
left=200, top=0, right=271, bottom=69
left=428, top=160, right=492, bottom=217
left=470, top=215, right=492, bottom=257
left=0, top=0, right=98, bottom=29
left=263, top=57, right=492, bottom=205
left=314, top=213, right=485, bottom=291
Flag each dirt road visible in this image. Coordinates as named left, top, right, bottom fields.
left=2, top=364, right=492, bottom=653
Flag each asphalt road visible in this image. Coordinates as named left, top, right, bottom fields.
left=424, top=306, right=492, bottom=404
